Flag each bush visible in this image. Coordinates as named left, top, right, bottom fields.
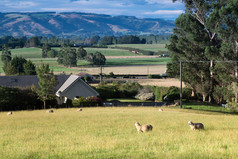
left=148, top=74, right=162, bottom=79
left=72, top=96, right=87, bottom=107
left=0, top=86, right=42, bottom=111
left=118, top=82, right=142, bottom=98
left=72, top=96, right=102, bottom=107
left=163, top=86, right=180, bottom=102
left=152, top=86, right=169, bottom=102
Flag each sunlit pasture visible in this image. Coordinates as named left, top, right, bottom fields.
left=1, top=107, right=238, bottom=159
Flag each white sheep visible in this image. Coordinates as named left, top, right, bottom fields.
left=77, top=108, right=83, bottom=112
left=135, top=122, right=153, bottom=133
left=7, top=112, right=12, bottom=115
left=188, top=121, right=204, bottom=130
left=158, top=108, right=163, bottom=112
left=46, top=109, right=54, bottom=113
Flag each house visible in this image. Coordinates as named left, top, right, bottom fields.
left=0, top=75, right=99, bottom=105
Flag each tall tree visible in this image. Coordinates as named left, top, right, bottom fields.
left=3, top=62, right=17, bottom=75
left=94, top=51, right=106, bottom=65
left=1, top=44, right=11, bottom=64
left=169, top=0, right=238, bottom=103
left=57, top=45, right=77, bottom=67
left=35, top=64, right=57, bottom=109
left=11, top=56, right=27, bottom=75
left=77, top=46, right=87, bottom=59
left=23, top=60, right=36, bottom=75
left=42, top=43, right=51, bottom=58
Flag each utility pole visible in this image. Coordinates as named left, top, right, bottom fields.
left=99, top=66, right=103, bottom=83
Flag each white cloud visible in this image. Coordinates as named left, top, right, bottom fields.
left=145, top=10, right=184, bottom=15
left=5, top=1, right=38, bottom=8
left=41, top=8, right=75, bottom=12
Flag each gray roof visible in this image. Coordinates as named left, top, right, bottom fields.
left=56, top=75, right=99, bottom=96
left=0, top=75, right=70, bottom=91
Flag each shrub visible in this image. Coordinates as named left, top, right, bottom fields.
left=72, top=97, right=87, bottom=107
left=72, top=96, right=102, bottom=107
left=118, top=82, right=142, bottom=98
left=148, top=74, right=162, bottom=79
left=163, top=86, right=180, bottom=102
left=226, top=98, right=238, bottom=112
left=152, top=86, right=169, bottom=102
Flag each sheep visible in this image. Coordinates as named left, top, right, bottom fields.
left=135, top=122, right=153, bottom=133
left=158, top=108, right=163, bottom=112
left=46, top=109, right=54, bottom=113
left=188, top=121, right=204, bottom=130
left=77, top=108, right=83, bottom=112
left=7, top=112, right=12, bottom=115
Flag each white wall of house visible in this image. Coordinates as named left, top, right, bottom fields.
left=61, top=80, right=98, bottom=99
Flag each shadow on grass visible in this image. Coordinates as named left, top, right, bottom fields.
left=181, top=102, right=238, bottom=115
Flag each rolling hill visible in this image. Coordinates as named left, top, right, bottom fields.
left=0, top=12, right=174, bottom=37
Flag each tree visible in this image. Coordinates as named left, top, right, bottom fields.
left=94, top=52, right=106, bottom=65
left=57, top=45, right=77, bottom=67
left=90, top=36, right=100, bottom=45
left=11, top=56, right=27, bottom=75
left=77, top=46, right=87, bottom=59
left=25, top=36, right=39, bottom=47
left=85, top=53, right=95, bottom=65
left=47, top=49, right=57, bottom=58
left=23, top=60, right=36, bottom=75
left=42, top=43, right=51, bottom=58
left=1, top=44, right=11, bottom=64
left=85, top=52, right=106, bottom=66
left=3, top=62, right=17, bottom=75
left=168, top=0, right=238, bottom=103
left=35, top=64, right=57, bottom=109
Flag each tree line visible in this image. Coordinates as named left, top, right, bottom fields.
left=0, top=34, right=170, bottom=50
left=167, top=0, right=238, bottom=105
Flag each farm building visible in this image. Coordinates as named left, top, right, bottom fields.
left=0, top=75, right=99, bottom=105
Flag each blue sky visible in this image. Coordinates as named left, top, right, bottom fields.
left=0, top=0, right=185, bottom=20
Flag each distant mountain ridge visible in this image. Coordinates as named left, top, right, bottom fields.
left=0, top=12, right=175, bottom=37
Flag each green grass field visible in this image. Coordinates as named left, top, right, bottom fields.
left=109, top=44, right=168, bottom=52
left=0, top=45, right=170, bottom=74
left=0, top=107, right=238, bottom=158
left=106, top=57, right=171, bottom=65
left=11, top=48, right=42, bottom=58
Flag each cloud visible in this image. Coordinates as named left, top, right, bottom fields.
left=41, top=8, right=75, bottom=12
left=5, top=1, right=38, bottom=8
left=145, top=10, right=184, bottom=15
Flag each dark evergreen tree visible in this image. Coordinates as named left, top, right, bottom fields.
left=42, top=43, right=51, bottom=58
left=1, top=44, right=12, bottom=64
left=11, top=56, right=27, bottom=75
left=3, top=62, right=17, bottom=75
left=23, top=60, right=36, bottom=75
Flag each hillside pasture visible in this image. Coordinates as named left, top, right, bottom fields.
left=0, top=107, right=238, bottom=158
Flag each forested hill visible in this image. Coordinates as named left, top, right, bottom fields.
left=0, top=12, right=174, bottom=37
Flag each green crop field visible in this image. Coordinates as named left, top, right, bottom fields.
left=0, top=107, right=238, bottom=158
left=106, top=57, right=171, bottom=65
left=84, top=48, right=139, bottom=56
left=109, top=44, right=168, bottom=52
left=11, top=48, right=42, bottom=58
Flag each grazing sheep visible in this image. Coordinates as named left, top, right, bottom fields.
left=188, top=121, right=204, bottom=130
left=46, top=109, right=54, bottom=113
left=158, top=108, right=163, bottom=112
left=77, top=108, right=83, bottom=112
left=7, top=112, right=12, bottom=115
left=135, top=122, right=153, bottom=133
